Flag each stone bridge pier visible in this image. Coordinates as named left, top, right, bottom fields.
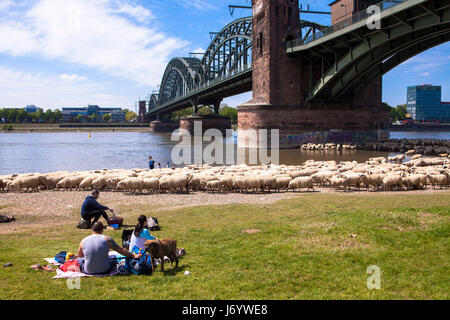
left=238, top=0, right=390, bottom=148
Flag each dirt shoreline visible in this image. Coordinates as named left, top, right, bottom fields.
left=1, top=189, right=449, bottom=235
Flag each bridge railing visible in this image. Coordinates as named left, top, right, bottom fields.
left=156, top=63, right=252, bottom=111
left=288, top=0, right=411, bottom=48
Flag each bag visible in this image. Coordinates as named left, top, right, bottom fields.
left=77, top=219, right=90, bottom=229
left=54, top=251, right=67, bottom=264
left=60, top=260, right=80, bottom=273
left=121, top=226, right=134, bottom=248
left=107, top=216, right=124, bottom=227
left=148, top=217, right=160, bottom=231
left=124, top=246, right=153, bottom=275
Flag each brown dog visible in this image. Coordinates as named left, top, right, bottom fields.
left=144, top=239, right=179, bottom=272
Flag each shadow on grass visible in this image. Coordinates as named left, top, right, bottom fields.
left=154, top=263, right=190, bottom=276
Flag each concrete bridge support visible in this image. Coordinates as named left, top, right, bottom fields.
left=180, top=115, right=231, bottom=136
left=149, top=120, right=180, bottom=132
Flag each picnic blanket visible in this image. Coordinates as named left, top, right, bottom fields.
left=47, top=251, right=124, bottom=279
left=53, top=268, right=120, bottom=279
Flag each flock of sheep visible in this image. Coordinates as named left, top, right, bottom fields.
left=1, top=150, right=449, bottom=194
left=360, top=139, right=450, bottom=155
left=300, top=139, right=450, bottom=156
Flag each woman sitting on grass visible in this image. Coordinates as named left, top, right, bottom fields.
left=129, top=215, right=156, bottom=252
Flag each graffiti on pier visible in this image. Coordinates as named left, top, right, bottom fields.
left=280, top=130, right=381, bottom=146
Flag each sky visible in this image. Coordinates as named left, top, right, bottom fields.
left=0, top=0, right=448, bottom=112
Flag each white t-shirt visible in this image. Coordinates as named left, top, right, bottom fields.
left=129, top=228, right=156, bottom=251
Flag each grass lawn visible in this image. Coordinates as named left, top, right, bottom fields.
left=0, top=193, right=449, bottom=300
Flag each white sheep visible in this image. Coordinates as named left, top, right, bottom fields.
left=143, top=178, right=160, bottom=193
left=117, top=178, right=144, bottom=193
left=288, top=177, right=314, bottom=192
left=382, top=175, right=403, bottom=191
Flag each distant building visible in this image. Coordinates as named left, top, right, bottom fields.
left=24, top=105, right=42, bottom=113
left=406, top=85, right=450, bottom=122
left=61, top=105, right=125, bottom=122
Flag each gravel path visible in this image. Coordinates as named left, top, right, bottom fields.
left=0, top=191, right=298, bottom=234
left=1, top=189, right=449, bottom=234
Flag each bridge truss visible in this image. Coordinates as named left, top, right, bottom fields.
left=148, top=17, right=253, bottom=115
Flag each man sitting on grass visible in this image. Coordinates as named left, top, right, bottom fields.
left=77, top=222, right=140, bottom=275
left=81, top=190, right=113, bottom=226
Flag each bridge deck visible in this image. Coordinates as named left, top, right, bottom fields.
left=286, top=0, right=427, bottom=52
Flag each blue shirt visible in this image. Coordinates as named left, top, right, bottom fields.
left=149, top=160, right=155, bottom=169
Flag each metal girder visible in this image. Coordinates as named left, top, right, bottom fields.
left=307, top=2, right=449, bottom=101
left=331, top=25, right=450, bottom=99
left=199, top=17, right=252, bottom=83
left=353, top=31, right=450, bottom=96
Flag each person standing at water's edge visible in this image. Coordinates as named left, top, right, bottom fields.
left=148, top=156, right=155, bottom=170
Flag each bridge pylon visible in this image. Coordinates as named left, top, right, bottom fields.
left=238, top=0, right=390, bottom=147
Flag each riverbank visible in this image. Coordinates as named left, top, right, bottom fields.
left=1, top=123, right=150, bottom=132
left=391, top=124, right=450, bottom=131
left=0, top=191, right=448, bottom=299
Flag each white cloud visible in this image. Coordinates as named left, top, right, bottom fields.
left=0, top=0, right=189, bottom=87
left=0, top=0, right=13, bottom=11
left=175, top=0, right=218, bottom=11
left=0, top=65, right=130, bottom=108
left=60, top=73, right=88, bottom=81
left=112, top=0, right=154, bottom=24
left=419, top=72, right=430, bottom=77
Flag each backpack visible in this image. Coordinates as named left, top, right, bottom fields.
left=107, top=216, right=124, bottom=227
left=148, top=217, right=160, bottom=231
left=124, top=246, right=153, bottom=275
left=54, top=251, right=67, bottom=264
left=77, top=219, right=90, bottom=229
left=121, top=226, right=134, bottom=248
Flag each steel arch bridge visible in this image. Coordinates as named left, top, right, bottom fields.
left=287, top=0, right=450, bottom=102
left=147, top=0, right=450, bottom=118
left=148, top=17, right=253, bottom=116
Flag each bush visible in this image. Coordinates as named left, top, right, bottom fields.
left=2, top=124, right=13, bottom=131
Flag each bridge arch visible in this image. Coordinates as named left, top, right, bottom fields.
left=158, top=57, right=201, bottom=106
left=304, top=0, right=450, bottom=102
left=148, top=93, right=159, bottom=111
left=199, top=16, right=252, bottom=84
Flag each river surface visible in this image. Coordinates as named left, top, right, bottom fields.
left=0, top=131, right=449, bottom=174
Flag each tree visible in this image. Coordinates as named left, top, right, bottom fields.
left=103, top=113, right=112, bottom=122
left=219, top=105, right=238, bottom=123
left=44, top=109, right=55, bottom=123
left=6, top=109, right=18, bottom=123
left=33, top=109, right=44, bottom=123
left=88, top=113, right=97, bottom=122
left=17, top=109, right=28, bottom=123
left=198, top=106, right=214, bottom=116
left=389, top=104, right=407, bottom=122
left=75, top=114, right=83, bottom=123
left=171, top=107, right=194, bottom=121
left=53, top=109, right=62, bottom=122
left=125, top=111, right=138, bottom=122
left=0, top=109, right=4, bottom=123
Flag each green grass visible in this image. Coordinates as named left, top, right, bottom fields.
left=0, top=193, right=449, bottom=300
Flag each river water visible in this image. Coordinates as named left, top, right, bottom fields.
left=0, top=131, right=449, bottom=174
